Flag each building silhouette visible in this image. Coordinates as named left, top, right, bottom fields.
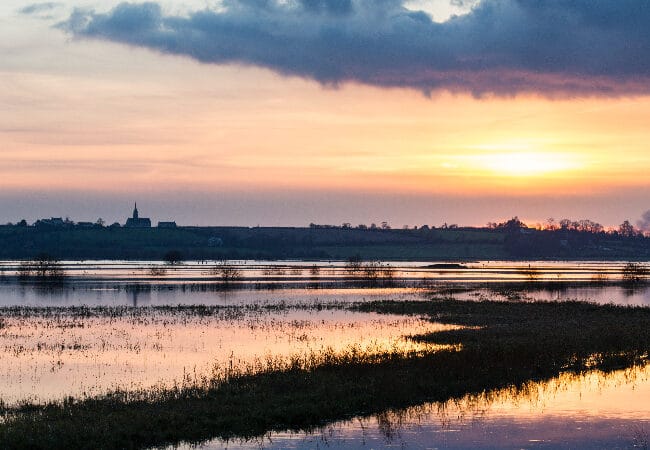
left=157, top=221, right=177, bottom=228
left=125, top=203, right=151, bottom=228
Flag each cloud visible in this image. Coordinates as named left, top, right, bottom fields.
left=637, top=210, right=650, bottom=232
left=61, top=0, right=650, bottom=97
left=19, top=2, right=62, bottom=15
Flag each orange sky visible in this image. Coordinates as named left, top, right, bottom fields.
left=2, top=1, right=650, bottom=226
left=3, top=60, right=648, bottom=196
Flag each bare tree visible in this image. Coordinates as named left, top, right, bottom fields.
left=545, top=218, right=557, bottom=231
left=619, top=220, right=637, bottom=238
left=345, top=254, right=363, bottom=275
left=622, top=262, right=648, bottom=284
left=163, top=250, right=184, bottom=265
left=17, top=254, right=66, bottom=282
left=211, top=260, right=243, bottom=285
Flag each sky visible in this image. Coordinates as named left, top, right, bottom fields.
left=2, top=0, right=650, bottom=227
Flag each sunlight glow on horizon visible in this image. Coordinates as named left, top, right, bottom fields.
left=2, top=1, right=650, bottom=225
left=469, top=150, right=581, bottom=178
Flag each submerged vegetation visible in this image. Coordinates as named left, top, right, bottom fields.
left=622, top=262, right=649, bottom=284
left=210, top=260, right=244, bottom=284
left=16, top=254, right=66, bottom=283
left=344, top=256, right=397, bottom=285
left=1, top=299, right=649, bottom=449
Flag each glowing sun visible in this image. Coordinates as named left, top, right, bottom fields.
left=481, top=151, right=578, bottom=177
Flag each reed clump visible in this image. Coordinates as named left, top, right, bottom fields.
left=344, top=256, right=396, bottom=285
left=210, top=260, right=243, bottom=285
left=16, top=254, right=66, bottom=283
left=621, top=262, right=649, bottom=284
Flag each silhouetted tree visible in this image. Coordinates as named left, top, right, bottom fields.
left=163, top=250, right=183, bottom=265
left=345, top=254, right=363, bottom=275
left=498, top=217, right=527, bottom=232
left=18, top=253, right=66, bottom=282
left=211, top=260, right=242, bottom=285
left=619, top=220, right=636, bottom=238
left=622, top=262, right=648, bottom=284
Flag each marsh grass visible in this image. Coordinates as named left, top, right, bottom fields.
left=519, top=266, right=541, bottom=281
left=148, top=266, right=167, bottom=277
left=1, top=299, right=650, bottom=449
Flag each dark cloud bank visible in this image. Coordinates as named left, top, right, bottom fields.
left=63, top=0, right=650, bottom=97
left=20, top=2, right=62, bottom=15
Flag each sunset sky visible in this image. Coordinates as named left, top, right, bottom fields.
left=2, top=0, right=650, bottom=227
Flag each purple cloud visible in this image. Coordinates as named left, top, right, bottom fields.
left=62, top=0, right=650, bottom=97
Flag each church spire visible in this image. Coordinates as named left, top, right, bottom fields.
left=125, top=202, right=150, bottom=228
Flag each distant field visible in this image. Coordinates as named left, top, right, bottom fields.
left=0, top=225, right=648, bottom=261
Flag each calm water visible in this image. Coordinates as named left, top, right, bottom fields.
left=1, top=260, right=649, bottom=448
left=199, top=365, right=650, bottom=449
left=0, top=259, right=641, bottom=284
left=1, top=260, right=650, bottom=307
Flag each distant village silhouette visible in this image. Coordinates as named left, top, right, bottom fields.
left=31, top=203, right=176, bottom=229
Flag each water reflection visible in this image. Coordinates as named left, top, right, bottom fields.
left=199, top=365, right=650, bottom=449
left=458, top=284, right=650, bottom=306
left=4, top=281, right=650, bottom=308
left=0, top=282, right=429, bottom=307
left=2, top=260, right=650, bottom=307
left=0, top=259, right=647, bottom=284
left=2, top=260, right=650, bottom=449
left=126, top=284, right=152, bottom=307
left=0, top=306, right=453, bottom=405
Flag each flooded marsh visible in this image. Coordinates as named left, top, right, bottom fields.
left=4, top=259, right=650, bottom=308
left=0, top=304, right=453, bottom=405
left=199, top=364, right=650, bottom=449
left=1, top=260, right=650, bottom=448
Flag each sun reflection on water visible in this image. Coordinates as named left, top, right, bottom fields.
left=202, top=364, right=650, bottom=449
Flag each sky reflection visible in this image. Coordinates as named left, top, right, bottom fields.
left=199, top=365, right=650, bottom=449
left=0, top=306, right=453, bottom=405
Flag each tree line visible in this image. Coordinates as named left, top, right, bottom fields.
left=487, top=216, right=646, bottom=238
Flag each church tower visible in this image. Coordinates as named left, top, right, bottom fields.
left=125, top=202, right=151, bottom=228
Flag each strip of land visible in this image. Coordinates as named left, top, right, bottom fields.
left=2, top=225, right=650, bottom=260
